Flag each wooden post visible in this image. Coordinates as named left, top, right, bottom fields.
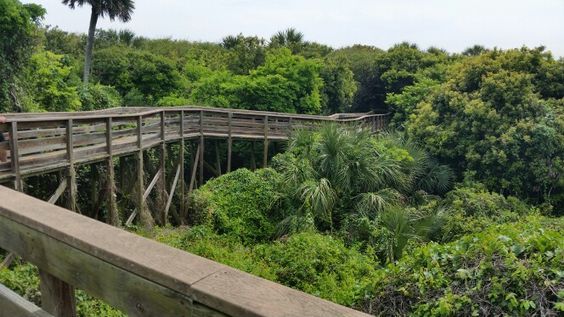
left=250, top=142, right=256, bottom=170
left=263, top=115, right=269, bottom=168
left=137, top=115, right=143, bottom=214
left=288, top=117, right=294, bottom=135
left=8, top=122, right=22, bottom=191
left=0, top=253, right=15, bottom=270
left=188, top=144, right=200, bottom=196
left=39, top=270, right=76, bottom=317
left=160, top=111, right=167, bottom=225
left=106, top=117, right=119, bottom=226
left=227, top=112, right=232, bottom=173
left=215, top=141, right=222, bottom=176
left=179, top=111, right=186, bottom=222
left=136, top=116, right=154, bottom=228
left=66, top=119, right=76, bottom=212
left=199, top=110, right=204, bottom=185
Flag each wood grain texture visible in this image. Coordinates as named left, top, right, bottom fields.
left=38, top=270, right=76, bottom=317
left=0, top=283, right=53, bottom=317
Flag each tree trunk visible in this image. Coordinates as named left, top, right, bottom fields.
left=83, top=7, right=99, bottom=84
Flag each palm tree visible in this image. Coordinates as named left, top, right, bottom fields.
left=278, top=124, right=409, bottom=233
left=270, top=28, right=304, bottom=53
left=62, top=0, right=135, bottom=84
left=378, top=206, right=440, bottom=262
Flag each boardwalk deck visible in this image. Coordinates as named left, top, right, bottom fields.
left=0, top=106, right=388, bottom=182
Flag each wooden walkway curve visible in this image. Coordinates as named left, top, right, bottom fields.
left=0, top=106, right=388, bottom=183
left=0, top=106, right=387, bottom=317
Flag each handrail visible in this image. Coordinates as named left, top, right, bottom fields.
left=2, top=106, right=389, bottom=123
left=0, top=186, right=370, bottom=317
left=0, top=106, right=388, bottom=182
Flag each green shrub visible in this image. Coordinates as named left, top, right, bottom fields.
left=437, top=184, right=532, bottom=242
left=189, top=168, right=282, bottom=243
left=79, top=84, right=122, bottom=111
left=257, top=232, right=378, bottom=306
left=147, top=225, right=276, bottom=280
left=156, top=94, right=191, bottom=106
left=0, top=261, right=41, bottom=304
left=143, top=227, right=378, bottom=307
left=362, top=216, right=564, bottom=316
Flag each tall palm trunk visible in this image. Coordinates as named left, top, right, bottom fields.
left=83, top=7, right=99, bottom=84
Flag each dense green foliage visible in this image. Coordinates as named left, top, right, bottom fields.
left=396, top=48, right=564, bottom=209
left=363, top=216, right=564, bottom=316
left=256, top=232, right=377, bottom=306
left=145, top=227, right=377, bottom=307
left=92, top=46, right=184, bottom=105
left=434, top=184, right=533, bottom=242
left=190, top=168, right=282, bottom=243
left=0, top=0, right=44, bottom=112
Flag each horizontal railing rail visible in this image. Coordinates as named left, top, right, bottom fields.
left=0, top=186, right=370, bottom=317
left=0, top=106, right=389, bottom=182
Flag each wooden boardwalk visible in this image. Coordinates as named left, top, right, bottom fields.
left=0, top=106, right=388, bottom=184
left=0, top=106, right=386, bottom=316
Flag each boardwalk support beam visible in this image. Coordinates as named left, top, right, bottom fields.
left=106, top=117, right=119, bottom=226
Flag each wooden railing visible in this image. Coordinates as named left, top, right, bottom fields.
left=0, top=106, right=388, bottom=183
left=0, top=186, right=370, bottom=317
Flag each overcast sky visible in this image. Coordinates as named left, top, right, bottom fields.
left=24, top=0, right=564, bottom=56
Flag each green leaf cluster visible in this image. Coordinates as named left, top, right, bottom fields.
left=189, top=168, right=282, bottom=243
left=363, top=216, right=564, bottom=316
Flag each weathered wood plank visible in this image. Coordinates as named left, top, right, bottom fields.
left=106, top=117, right=119, bottom=226
left=179, top=110, right=186, bottom=222
left=47, top=178, right=67, bottom=204
left=0, top=283, right=53, bottom=317
left=9, top=122, right=22, bottom=191
left=66, top=120, right=76, bottom=212
left=227, top=112, right=232, bottom=173
left=38, top=270, right=76, bottom=317
left=199, top=111, right=204, bottom=185
left=0, top=215, right=195, bottom=316
left=144, top=168, right=162, bottom=201
left=191, top=268, right=368, bottom=317
left=164, top=163, right=181, bottom=220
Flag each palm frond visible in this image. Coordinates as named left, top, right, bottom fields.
left=355, top=189, right=403, bottom=219
left=298, top=178, right=337, bottom=226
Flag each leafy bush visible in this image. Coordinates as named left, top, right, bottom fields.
left=190, top=49, right=324, bottom=114
left=79, top=83, right=122, bottom=110
left=156, top=94, right=191, bottom=106
left=434, top=184, right=532, bottom=242
left=24, top=50, right=81, bottom=112
left=256, top=232, right=378, bottom=306
left=147, top=225, right=276, bottom=280
left=142, top=227, right=378, bottom=307
left=92, top=47, right=185, bottom=104
left=362, top=216, right=564, bottom=316
left=404, top=48, right=564, bottom=205
left=189, top=168, right=282, bottom=243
